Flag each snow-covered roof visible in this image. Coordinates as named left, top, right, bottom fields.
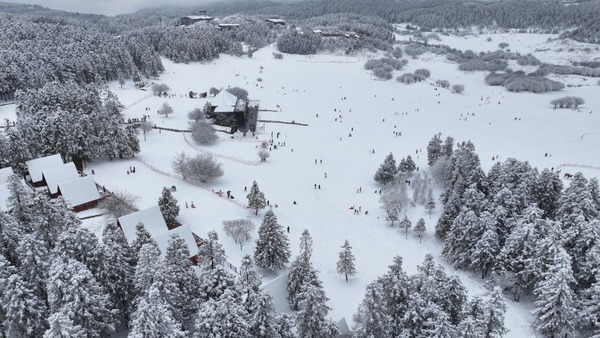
left=0, top=167, right=15, bottom=184
left=57, top=176, right=100, bottom=208
left=25, top=154, right=63, bottom=183
left=265, top=18, right=285, bottom=24
left=42, top=162, right=79, bottom=194
left=0, top=183, right=9, bottom=211
left=261, top=272, right=292, bottom=313
left=118, top=205, right=168, bottom=245
left=184, top=15, right=213, bottom=20
left=212, top=90, right=238, bottom=113
left=152, top=224, right=200, bottom=259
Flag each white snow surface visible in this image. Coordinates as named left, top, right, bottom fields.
left=2, top=31, right=599, bottom=337
left=0, top=167, right=15, bottom=184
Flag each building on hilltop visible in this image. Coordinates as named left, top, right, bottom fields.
left=265, top=18, right=286, bottom=25
left=180, top=11, right=214, bottom=26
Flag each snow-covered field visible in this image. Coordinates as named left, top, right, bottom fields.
left=2, top=31, right=598, bottom=337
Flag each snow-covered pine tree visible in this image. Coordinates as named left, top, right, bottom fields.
left=469, top=213, right=499, bottom=278
left=198, top=264, right=236, bottom=301
left=400, top=215, right=412, bottom=239
left=130, top=222, right=155, bottom=263
left=128, top=282, right=186, bottom=338
left=193, top=288, right=251, bottom=338
left=374, top=152, right=398, bottom=186
left=237, top=254, right=263, bottom=314
left=442, top=136, right=454, bottom=157
left=405, top=155, right=416, bottom=173
left=198, top=230, right=226, bottom=270
left=158, top=187, right=180, bottom=225
left=440, top=275, right=467, bottom=326
left=287, top=230, right=317, bottom=310
left=427, top=133, right=443, bottom=166
left=295, top=283, right=338, bottom=338
left=481, top=287, right=507, bottom=338
left=53, top=225, right=104, bottom=277
left=377, top=256, right=410, bottom=337
left=2, top=270, right=49, bottom=337
left=336, top=239, right=356, bottom=282
left=534, top=168, right=563, bottom=219
left=157, top=235, right=201, bottom=329
left=414, top=217, right=427, bottom=243
left=495, top=205, right=543, bottom=301
left=254, top=209, right=290, bottom=271
left=16, top=233, right=49, bottom=302
left=352, top=281, right=391, bottom=338
left=247, top=180, right=267, bottom=215
left=46, top=256, right=117, bottom=337
left=133, top=241, right=161, bottom=301
left=44, top=311, right=87, bottom=338
left=532, top=246, right=576, bottom=338
left=274, top=313, right=296, bottom=338
left=249, top=291, right=280, bottom=338
left=423, top=312, right=457, bottom=338
left=100, top=222, right=135, bottom=323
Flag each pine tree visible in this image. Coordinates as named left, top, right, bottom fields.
left=534, top=168, right=563, bottom=219
left=194, top=289, right=251, bottom=338
left=198, top=264, right=236, bottom=301
left=16, top=233, right=49, bottom=302
left=156, top=235, right=201, bottom=329
left=287, top=230, right=317, bottom=310
left=414, top=217, right=427, bottom=243
left=423, top=312, right=457, bottom=338
left=352, top=282, right=391, bottom=338
left=400, top=215, right=412, bottom=239
left=254, top=209, right=290, bottom=271
left=481, top=287, right=507, bottom=338
left=44, top=311, right=87, bottom=338
left=469, top=216, right=499, bottom=278
left=440, top=275, right=467, bottom=326
left=247, top=180, right=267, bottom=215
left=128, top=283, right=186, bottom=338
left=374, top=152, right=398, bottom=185
left=296, top=283, right=337, bottom=338
left=274, top=313, right=296, bottom=338
left=580, top=278, right=600, bottom=336
left=46, top=257, right=117, bottom=337
left=198, top=230, right=226, bottom=270
left=133, top=241, right=161, bottom=301
left=131, top=222, right=155, bottom=258
left=53, top=225, right=104, bottom=277
left=378, top=256, right=410, bottom=337
left=532, top=247, right=576, bottom=338
left=2, top=272, right=49, bottom=337
left=336, top=240, right=356, bottom=282
left=427, top=133, right=443, bottom=166
left=158, top=187, right=180, bottom=224
left=249, top=291, right=280, bottom=338
left=100, top=222, right=135, bottom=323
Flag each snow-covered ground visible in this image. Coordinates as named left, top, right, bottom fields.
left=1, top=32, right=598, bottom=337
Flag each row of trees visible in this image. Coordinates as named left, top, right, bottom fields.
left=353, top=254, right=507, bottom=338
left=2, top=82, right=140, bottom=172
left=428, top=132, right=600, bottom=337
